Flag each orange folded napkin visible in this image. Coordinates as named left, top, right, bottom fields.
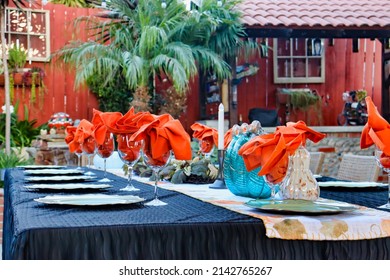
left=131, top=114, right=192, bottom=161
left=65, top=126, right=82, bottom=154
left=224, top=127, right=233, bottom=150
left=69, top=119, right=95, bottom=154
left=91, top=109, right=110, bottom=145
left=116, top=135, right=143, bottom=162
left=238, top=121, right=325, bottom=184
left=100, top=107, right=155, bottom=135
left=360, top=96, right=390, bottom=156
left=191, top=123, right=218, bottom=153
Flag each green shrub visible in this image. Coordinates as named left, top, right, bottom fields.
left=0, top=107, right=41, bottom=148
left=0, top=149, right=32, bottom=169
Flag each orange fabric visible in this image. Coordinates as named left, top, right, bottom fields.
left=360, top=96, right=390, bottom=156
left=65, top=126, right=82, bottom=154
left=66, top=119, right=95, bottom=154
left=224, top=127, right=233, bottom=150
left=100, top=107, right=155, bottom=135
left=131, top=114, right=192, bottom=161
left=116, top=135, right=142, bottom=162
left=191, top=123, right=218, bottom=153
left=190, top=123, right=232, bottom=152
left=91, top=109, right=109, bottom=145
left=238, top=121, right=326, bottom=184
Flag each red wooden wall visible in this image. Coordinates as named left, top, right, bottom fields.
left=234, top=38, right=383, bottom=126
left=0, top=4, right=99, bottom=127
left=0, top=4, right=384, bottom=132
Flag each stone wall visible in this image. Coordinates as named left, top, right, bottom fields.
left=306, top=135, right=375, bottom=178
left=264, top=126, right=380, bottom=179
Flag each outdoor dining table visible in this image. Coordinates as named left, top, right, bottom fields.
left=2, top=167, right=390, bottom=260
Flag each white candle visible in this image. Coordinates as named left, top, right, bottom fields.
left=218, top=103, right=224, bottom=150
left=16, top=39, right=19, bottom=49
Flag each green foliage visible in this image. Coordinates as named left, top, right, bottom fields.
left=49, top=0, right=91, bottom=7
left=54, top=0, right=257, bottom=114
left=132, top=141, right=219, bottom=184
left=7, top=43, right=27, bottom=71
left=86, top=71, right=132, bottom=114
left=0, top=149, right=32, bottom=169
left=0, top=58, right=3, bottom=75
left=290, top=90, right=320, bottom=111
left=0, top=111, right=41, bottom=148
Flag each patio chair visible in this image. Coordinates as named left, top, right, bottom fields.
left=309, top=152, right=325, bottom=175
left=248, top=108, right=280, bottom=127
left=336, top=154, right=380, bottom=182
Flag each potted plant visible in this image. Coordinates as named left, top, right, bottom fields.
left=7, top=43, right=28, bottom=90
left=7, top=43, right=27, bottom=72
left=0, top=58, right=4, bottom=86
left=23, top=67, right=46, bottom=104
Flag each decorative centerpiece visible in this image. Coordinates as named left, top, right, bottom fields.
left=279, top=145, right=319, bottom=200
left=224, top=121, right=270, bottom=198
left=238, top=121, right=326, bottom=201
left=48, top=112, right=73, bottom=134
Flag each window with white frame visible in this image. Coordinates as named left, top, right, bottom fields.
left=5, top=7, right=50, bottom=62
left=273, top=38, right=325, bottom=84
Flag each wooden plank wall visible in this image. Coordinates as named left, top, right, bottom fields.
left=234, top=38, right=383, bottom=127
left=0, top=4, right=99, bottom=127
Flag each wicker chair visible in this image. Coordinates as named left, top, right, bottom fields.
left=336, top=154, right=380, bottom=182
left=309, top=152, right=325, bottom=175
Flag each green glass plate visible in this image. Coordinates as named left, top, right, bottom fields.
left=245, top=199, right=359, bottom=215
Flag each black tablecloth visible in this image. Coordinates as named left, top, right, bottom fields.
left=2, top=168, right=390, bottom=260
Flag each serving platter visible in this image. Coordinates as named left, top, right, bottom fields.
left=25, top=183, right=112, bottom=190
left=24, top=175, right=96, bottom=182
left=245, top=199, right=359, bottom=214
left=19, top=165, right=64, bottom=169
left=24, top=169, right=84, bottom=176
left=34, top=194, right=145, bottom=206
left=318, top=181, right=387, bottom=188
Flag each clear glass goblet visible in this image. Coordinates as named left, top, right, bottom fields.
left=81, top=136, right=97, bottom=176
left=117, top=134, right=143, bottom=192
left=263, top=174, right=279, bottom=203
left=199, top=139, right=214, bottom=160
left=74, top=146, right=83, bottom=170
left=142, top=149, right=172, bottom=206
left=374, top=148, right=390, bottom=209
left=96, top=132, right=115, bottom=182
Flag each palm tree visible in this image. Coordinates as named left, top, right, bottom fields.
left=55, top=0, right=256, bottom=114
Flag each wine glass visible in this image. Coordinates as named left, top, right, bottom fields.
left=199, top=139, right=214, bottom=160
left=81, top=136, right=97, bottom=176
left=374, top=148, right=390, bottom=209
left=142, top=148, right=172, bottom=206
left=74, top=146, right=83, bottom=170
left=96, top=132, right=115, bottom=182
left=263, top=174, right=279, bottom=203
left=117, top=134, right=143, bottom=191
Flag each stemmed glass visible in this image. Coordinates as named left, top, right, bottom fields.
left=142, top=148, right=172, bottom=206
left=74, top=146, right=83, bottom=170
left=96, top=132, right=115, bottom=182
left=263, top=174, right=279, bottom=203
left=81, top=136, right=97, bottom=176
left=117, top=134, right=143, bottom=191
left=199, top=139, right=214, bottom=160
left=374, top=148, right=390, bottom=209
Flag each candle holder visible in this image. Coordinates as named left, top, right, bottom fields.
left=209, top=149, right=227, bottom=189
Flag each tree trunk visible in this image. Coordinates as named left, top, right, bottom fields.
left=0, top=8, right=11, bottom=155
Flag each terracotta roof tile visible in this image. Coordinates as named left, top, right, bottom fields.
left=238, top=0, right=390, bottom=29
